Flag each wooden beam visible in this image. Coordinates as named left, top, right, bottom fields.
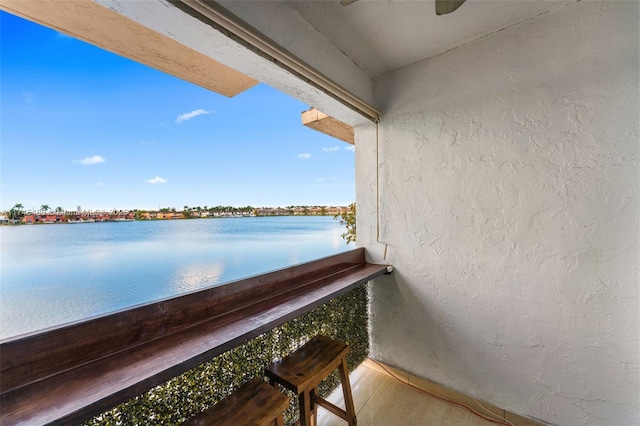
left=0, top=0, right=258, bottom=98
left=0, top=249, right=389, bottom=425
left=302, top=108, right=355, bottom=145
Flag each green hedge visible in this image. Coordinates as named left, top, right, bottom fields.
left=86, top=284, right=369, bottom=425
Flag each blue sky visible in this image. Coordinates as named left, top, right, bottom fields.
left=0, top=11, right=355, bottom=212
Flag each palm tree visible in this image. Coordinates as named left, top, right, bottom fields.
left=10, top=203, right=24, bottom=221
left=41, top=204, right=50, bottom=214
left=55, top=207, right=64, bottom=222
left=183, top=206, right=192, bottom=218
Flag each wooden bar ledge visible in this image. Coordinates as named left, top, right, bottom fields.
left=0, top=248, right=390, bottom=425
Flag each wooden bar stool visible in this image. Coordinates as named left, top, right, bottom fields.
left=183, top=378, right=289, bottom=426
left=265, top=335, right=357, bottom=426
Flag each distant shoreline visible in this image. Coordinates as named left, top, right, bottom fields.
left=0, top=205, right=348, bottom=225
left=0, top=214, right=329, bottom=226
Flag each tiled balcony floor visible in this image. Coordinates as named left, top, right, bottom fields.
left=316, top=360, right=502, bottom=426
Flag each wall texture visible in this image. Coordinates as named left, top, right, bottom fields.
left=358, top=2, right=639, bottom=424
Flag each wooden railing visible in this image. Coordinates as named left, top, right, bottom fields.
left=0, top=248, right=390, bottom=425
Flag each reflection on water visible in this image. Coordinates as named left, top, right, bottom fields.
left=172, top=263, right=225, bottom=292
left=0, top=216, right=349, bottom=339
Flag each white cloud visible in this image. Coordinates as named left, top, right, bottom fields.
left=145, top=176, right=168, bottom=184
left=323, top=146, right=340, bottom=152
left=77, top=155, right=106, bottom=165
left=297, top=153, right=311, bottom=159
left=175, top=109, right=213, bottom=124
left=345, top=145, right=355, bottom=152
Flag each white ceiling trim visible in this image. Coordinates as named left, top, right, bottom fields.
left=175, top=0, right=381, bottom=122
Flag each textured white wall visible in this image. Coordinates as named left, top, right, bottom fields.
left=358, top=2, right=639, bottom=425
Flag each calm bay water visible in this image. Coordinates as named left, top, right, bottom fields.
left=0, top=216, right=349, bottom=340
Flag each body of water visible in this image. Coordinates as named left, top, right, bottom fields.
left=0, top=216, right=349, bottom=340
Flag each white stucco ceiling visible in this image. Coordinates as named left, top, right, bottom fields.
left=285, top=0, right=578, bottom=77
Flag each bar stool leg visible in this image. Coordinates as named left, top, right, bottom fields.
left=338, top=356, right=357, bottom=425
left=312, top=386, right=320, bottom=426
left=300, top=389, right=312, bottom=426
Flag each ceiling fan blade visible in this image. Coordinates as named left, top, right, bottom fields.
left=435, top=0, right=467, bottom=15
left=340, top=0, right=359, bottom=6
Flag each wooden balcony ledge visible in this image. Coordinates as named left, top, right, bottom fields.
left=0, top=248, right=390, bottom=425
